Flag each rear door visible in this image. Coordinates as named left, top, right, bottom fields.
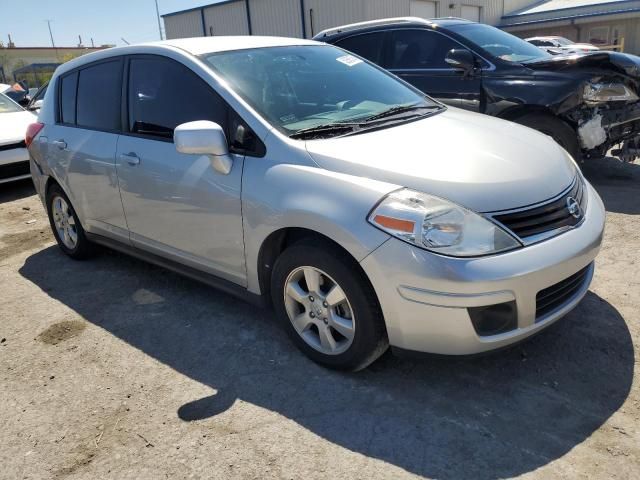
left=386, top=29, right=482, bottom=111
left=46, top=58, right=129, bottom=242
left=115, top=55, right=248, bottom=285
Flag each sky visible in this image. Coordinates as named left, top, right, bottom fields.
left=0, top=0, right=225, bottom=48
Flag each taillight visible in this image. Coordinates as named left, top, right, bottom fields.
left=25, top=122, right=45, bottom=148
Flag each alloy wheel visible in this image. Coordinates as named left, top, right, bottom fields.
left=283, top=266, right=355, bottom=355
left=51, top=195, right=78, bottom=250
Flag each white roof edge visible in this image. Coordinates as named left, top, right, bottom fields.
left=315, top=17, right=432, bottom=38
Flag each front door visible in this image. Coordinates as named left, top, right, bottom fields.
left=115, top=55, right=246, bottom=285
left=387, top=29, right=482, bottom=111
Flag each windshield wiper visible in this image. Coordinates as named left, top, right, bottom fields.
left=363, top=104, right=441, bottom=123
left=289, top=122, right=362, bottom=140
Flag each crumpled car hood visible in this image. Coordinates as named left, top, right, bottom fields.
left=524, top=51, right=640, bottom=81
left=305, top=108, right=577, bottom=213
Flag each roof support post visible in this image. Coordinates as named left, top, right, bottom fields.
left=245, top=0, right=253, bottom=35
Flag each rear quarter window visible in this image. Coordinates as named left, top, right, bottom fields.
left=59, top=72, right=78, bottom=124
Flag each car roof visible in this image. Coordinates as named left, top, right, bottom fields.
left=146, top=36, right=320, bottom=55
left=314, top=17, right=473, bottom=40
left=52, top=36, right=324, bottom=78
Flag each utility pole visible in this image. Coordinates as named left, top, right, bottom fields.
left=46, top=20, right=55, bottom=48
left=46, top=20, right=60, bottom=61
left=154, top=0, right=163, bottom=40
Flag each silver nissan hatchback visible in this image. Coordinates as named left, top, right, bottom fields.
left=27, top=37, right=605, bottom=370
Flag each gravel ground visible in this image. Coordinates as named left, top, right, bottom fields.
left=0, top=157, right=639, bottom=480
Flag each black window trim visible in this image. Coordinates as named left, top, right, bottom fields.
left=53, top=53, right=265, bottom=158
left=337, top=27, right=495, bottom=72
left=56, top=56, right=125, bottom=134
left=122, top=53, right=265, bottom=157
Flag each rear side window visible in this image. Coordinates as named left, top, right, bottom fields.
left=335, top=32, right=386, bottom=65
left=127, top=56, right=228, bottom=140
left=59, top=72, right=78, bottom=124
left=389, top=30, right=460, bottom=69
left=76, top=60, right=122, bottom=131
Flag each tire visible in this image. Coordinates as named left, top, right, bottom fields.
left=513, top=113, right=582, bottom=161
left=46, top=183, right=95, bottom=260
left=271, top=239, right=388, bottom=371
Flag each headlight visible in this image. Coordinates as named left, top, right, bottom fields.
left=584, top=82, right=638, bottom=104
left=368, top=189, right=521, bottom=257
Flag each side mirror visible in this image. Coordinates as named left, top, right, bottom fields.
left=174, top=120, right=233, bottom=175
left=445, top=49, right=476, bottom=75
left=28, top=99, right=43, bottom=111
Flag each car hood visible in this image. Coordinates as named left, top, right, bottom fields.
left=304, top=108, right=577, bottom=213
left=0, top=110, right=36, bottom=145
left=524, top=51, right=640, bottom=81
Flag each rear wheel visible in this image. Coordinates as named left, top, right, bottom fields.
left=271, top=240, right=388, bottom=371
left=46, top=184, right=95, bottom=259
left=513, top=113, right=581, bottom=161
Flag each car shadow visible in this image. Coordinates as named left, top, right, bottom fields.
left=582, top=156, right=640, bottom=215
left=0, top=178, right=35, bottom=203
left=19, top=246, right=634, bottom=479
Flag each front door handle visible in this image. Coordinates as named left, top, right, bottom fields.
left=120, top=152, right=140, bottom=166
left=52, top=139, right=67, bottom=150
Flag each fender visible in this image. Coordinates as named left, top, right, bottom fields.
left=241, top=161, right=398, bottom=294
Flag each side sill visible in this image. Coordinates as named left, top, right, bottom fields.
left=86, top=233, right=268, bottom=308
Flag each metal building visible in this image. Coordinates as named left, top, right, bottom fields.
left=162, top=0, right=533, bottom=40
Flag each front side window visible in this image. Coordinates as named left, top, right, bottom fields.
left=128, top=56, right=228, bottom=140
left=203, top=45, right=439, bottom=137
left=449, top=23, right=551, bottom=63
left=389, top=30, right=461, bottom=69
left=76, top=60, right=122, bottom=130
left=334, top=32, right=386, bottom=65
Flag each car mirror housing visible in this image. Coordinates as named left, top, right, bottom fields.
left=445, top=49, right=476, bottom=75
left=174, top=120, right=233, bottom=175
left=28, top=99, right=44, bottom=111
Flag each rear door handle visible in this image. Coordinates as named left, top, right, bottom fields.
left=120, top=152, right=140, bottom=166
left=52, top=139, right=67, bottom=150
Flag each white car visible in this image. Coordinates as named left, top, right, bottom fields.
left=0, top=92, right=36, bottom=184
left=526, top=36, right=600, bottom=55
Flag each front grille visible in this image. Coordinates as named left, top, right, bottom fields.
left=536, top=265, right=591, bottom=319
left=493, top=177, right=586, bottom=241
left=0, top=140, right=26, bottom=152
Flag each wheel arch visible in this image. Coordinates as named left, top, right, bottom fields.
left=256, top=227, right=379, bottom=303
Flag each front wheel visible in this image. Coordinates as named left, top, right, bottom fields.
left=513, top=113, right=582, bottom=161
left=271, top=240, right=388, bottom=371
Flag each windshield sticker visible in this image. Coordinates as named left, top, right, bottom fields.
left=280, top=113, right=297, bottom=123
left=336, top=55, right=362, bottom=67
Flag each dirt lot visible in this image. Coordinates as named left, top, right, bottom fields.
left=1, top=158, right=639, bottom=479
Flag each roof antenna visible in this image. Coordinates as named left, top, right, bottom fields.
left=121, top=37, right=130, bottom=45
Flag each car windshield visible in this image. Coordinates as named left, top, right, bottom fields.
left=450, top=23, right=552, bottom=63
left=554, top=37, right=574, bottom=46
left=203, top=45, right=439, bottom=136
left=0, top=93, right=23, bottom=113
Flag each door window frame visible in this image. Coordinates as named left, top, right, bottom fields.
left=54, top=53, right=265, bottom=157
left=122, top=54, right=265, bottom=157
left=55, top=56, right=125, bottom=134
left=383, top=28, right=492, bottom=73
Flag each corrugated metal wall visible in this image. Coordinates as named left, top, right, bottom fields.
left=163, top=0, right=553, bottom=40
left=204, top=1, right=249, bottom=36
left=249, top=0, right=302, bottom=37
left=164, top=10, right=203, bottom=39
left=303, top=0, right=365, bottom=37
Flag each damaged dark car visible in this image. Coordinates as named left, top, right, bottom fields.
left=316, top=18, right=640, bottom=162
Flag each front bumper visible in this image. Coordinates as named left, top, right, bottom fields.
left=0, top=147, right=30, bottom=184
left=360, top=182, right=606, bottom=355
